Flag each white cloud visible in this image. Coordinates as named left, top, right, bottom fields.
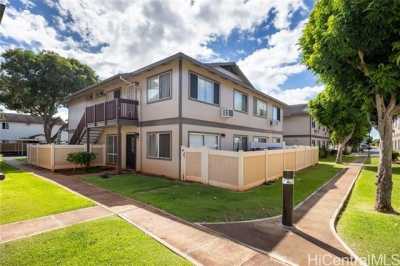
left=270, top=85, right=324, bottom=105
left=0, top=0, right=319, bottom=109
left=238, top=19, right=307, bottom=91
left=0, top=0, right=307, bottom=77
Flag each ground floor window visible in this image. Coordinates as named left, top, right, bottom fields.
left=272, top=137, right=281, bottom=143
left=147, top=131, right=171, bottom=159
left=189, top=132, right=220, bottom=149
left=233, top=135, right=248, bottom=151
left=253, top=136, right=267, bottom=143
left=106, top=135, right=118, bottom=165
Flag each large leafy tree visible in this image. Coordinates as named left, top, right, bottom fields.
left=309, top=86, right=370, bottom=163
left=300, top=0, right=400, bottom=212
left=0, top=49, right=98, bottom=143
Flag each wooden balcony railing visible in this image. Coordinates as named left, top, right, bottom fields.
left=70, top=98, right=138, bottom=144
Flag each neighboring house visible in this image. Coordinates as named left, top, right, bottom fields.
left=0, top=112, right=67, bottom=144
left=394, top=115, right=400, bottom=151
left=67, top=52, right=285, bottom=179
left=283, top=104, right=329, bottom=147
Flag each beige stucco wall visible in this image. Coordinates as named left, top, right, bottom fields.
left=283, top=114, right=329, bottom=146
left=182, top=124, right=282, bottom=151
left=139, top=124, right=180, bottom=179
left=181, top=61, right=283, bottom=133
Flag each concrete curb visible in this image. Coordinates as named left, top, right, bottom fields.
left=201, top=166, right=348, bottom=225
left=329, top=160, right=368, bottom=266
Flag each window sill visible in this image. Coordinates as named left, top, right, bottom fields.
left=188, top=97, right=220, bottom=107
left=147, top=96, right=172, bottom=105
left=146, top=156, right=172, bottom=161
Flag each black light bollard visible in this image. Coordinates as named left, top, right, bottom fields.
left=282, top=170, right=294, bottom=227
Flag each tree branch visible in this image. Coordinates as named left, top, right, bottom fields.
left=358, top=50, right=369, bottom=76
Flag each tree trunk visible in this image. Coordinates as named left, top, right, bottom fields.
left=376, top=117, right=394, bottom=212
left=375, top=94, right=396, bottom=213
left=336, top=144, right=344, bottom=163
left=43, top=119, right=53, bottom=144
left=336, top=130, right=354, bottom=164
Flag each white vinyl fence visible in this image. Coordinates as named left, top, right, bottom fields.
left=27, top=144, right=106, bottom=171
left=181, top=146, right=319, bottom=191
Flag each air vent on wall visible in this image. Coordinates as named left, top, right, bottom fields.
left=221, top=107, right=234, bottom=118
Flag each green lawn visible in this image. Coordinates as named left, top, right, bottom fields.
left=0, top=160, right=93, bottom=224
left=0, top=216, right=190, bottom=266
left=84, top=157, right=345, bottom=222
left=337, top=157, right=400, bottom=265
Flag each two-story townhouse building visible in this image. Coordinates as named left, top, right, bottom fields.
left=394, top=115, right=400, bottom=151
left=66, top=53, right=285, bottom=179
left=283, top=104, right=329, bottom=147
left=0, top=113, right=67, bottom=143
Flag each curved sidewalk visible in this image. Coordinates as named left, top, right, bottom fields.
left=203, top=159, right=365, bottom=266
left=4, top=158, right=285, bottom=266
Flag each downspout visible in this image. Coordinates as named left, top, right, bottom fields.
left=309, top=116, right=312, bottom=146
left=178, top=57, right=183, bottom=180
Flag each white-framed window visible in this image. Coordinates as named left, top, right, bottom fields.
left=254, top=98, right=267, bottom=118
left=2, top=122, right=9, bottom=129
left=189, top=132, right=220, bottom=149
left=147, top=71, right=171, bottom=103
left=233, top=135, right=248, bottom=151
left=106, top=135, right=118, bottom=165
left=272, top=137, right=281, bottom=143
left=234, top=90, right=248, bottom=112
left=189, top=73, right=220, bottom=105
left=253, top=136, right=267, bottom=143
left=147, top=132, right=171, bottom=159
left=272, top=106, right=281, bottom=121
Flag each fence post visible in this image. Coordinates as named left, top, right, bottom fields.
left=265, top=150, right=269, bottom=182
left=181, top=146, right=186, bottom=181
left=103, top=144, right=106, bottom=166
left=238, top=151, right=244, bottom=190
left=50, top=143, right=55, bottom=171
left=201, top=147, right=209, bottom=184
left=36, top=144, right=39, bottom=165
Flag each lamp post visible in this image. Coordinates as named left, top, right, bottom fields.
left=282, top=170, right=294, bottom=227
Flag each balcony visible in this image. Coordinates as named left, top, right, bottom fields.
left=70, top=98, right=138, bottom=144
left=85, top=98, right=138, bottom=126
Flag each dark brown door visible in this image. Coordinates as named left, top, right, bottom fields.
left=126, top=134, right=136, bottom=169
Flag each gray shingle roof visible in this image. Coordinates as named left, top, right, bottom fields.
left=284, top=104, right=309, bottom=117
left=0, top=113, right=64, bottom=125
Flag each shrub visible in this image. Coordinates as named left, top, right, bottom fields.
left=393, top=151, right=399, bottom=162
left=66, top=152, right=96, bottom=170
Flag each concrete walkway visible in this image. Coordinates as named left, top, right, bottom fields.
left=203, top=159, right=365, bottom=266
left=0, top=206, right=112, bottom=243
left=4, top=158, right=285, bottom=266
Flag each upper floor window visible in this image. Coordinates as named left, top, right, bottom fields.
left=147, top=71, right=171, bottom=103
left=254, top=98, right=267, bottom=118
left=234, top=90, right=248, bottom=112
left=272, top=106, right=281, bottom=121
left=189, top=73, right=220, bottom=105
left=311, top=119, right=316, bottom=128
left=2, top=122, right=9, bottom=129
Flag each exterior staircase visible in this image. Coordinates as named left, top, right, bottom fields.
left=70, top=98, right=139, bottom=144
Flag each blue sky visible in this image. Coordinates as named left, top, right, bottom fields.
left=0, top=0, right=379, bottom=139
